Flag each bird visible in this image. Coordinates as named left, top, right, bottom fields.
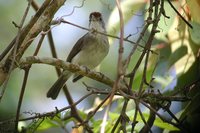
left=47, top=12, right=109, bottom=99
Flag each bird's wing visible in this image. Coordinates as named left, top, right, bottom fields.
left=66, top=33, right=88, bottom=62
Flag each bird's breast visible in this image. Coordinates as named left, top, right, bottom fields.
left=72, top=34, right=109, bottom=69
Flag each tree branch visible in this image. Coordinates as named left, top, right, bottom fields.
left=0, top=0, right=66, bottom=100
left=19, top=56, right=114, bottom=87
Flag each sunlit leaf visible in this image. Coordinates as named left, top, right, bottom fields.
left=189, top=34, right=200, bottom=55
left=92, top=120, right=102, bottom=133
left=30, top=113, right=68, bottom=131
left=152, top=115, right=179, bottom=131
left=132, top=67, right=155, bottom=90
left=106, top=112, right=120, bottom=132
left=27, top=118, right=59, bottom=132
left=130, top=52, right=158, bottom=90
left=189, top=21, right=200, bottom=44
left=187, top=0, right=200, bottom=24
left=78, top=110, right=88, bottom=120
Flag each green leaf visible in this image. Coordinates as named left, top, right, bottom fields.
left=189, top=34, right=200, bottom=55
left=189, top=21, right=200, bottom=44
left=132, top=67, right=155, bottom=90
left=109, top=112, right=120, bottom=120
left=180, top=92, right=200, bottom=121
left=78, top=110, right=88, bottom=120
left=154, top=74, right=174, bottom=89
left=108, top=110, right=178, bottom=132
left=187, top=1, right=200, bottom=23
left=27, top=113, right=69, bottom=131
left=152, top=115, right=179, bottom=131
left=174, top=60, right=200, bottom=92
left=179, top=92, right=200, bottom=133
left=36, top=118, right=60, bottom=131
left=168, top=45, right=188, bottom=68
left=127, top=111, right=179, bottom=131
left=107, top=0, right=146, bottom=43
left=26, top=118, right=59, bottom=133
left=92, top=120, right=102, bottom=133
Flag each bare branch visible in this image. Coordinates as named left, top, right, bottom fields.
left=20, top=56, right=114, bottom=87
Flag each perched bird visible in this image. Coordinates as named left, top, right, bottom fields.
left=47, top=12, right=109, bottom=99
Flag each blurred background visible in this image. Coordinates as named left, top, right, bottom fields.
left=1, top=0, right=198, bottom=132
left=0, top=0, right=146, bottom=132
left=0, top=0, right=114, bottom=113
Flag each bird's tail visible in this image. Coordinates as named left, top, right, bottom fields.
left=47, top=71, right=71, bottom=99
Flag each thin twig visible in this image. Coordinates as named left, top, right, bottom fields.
left=78, top=93, right=111, bottom=126
left=140, top=100, right=179, bottom=128
left=167, top=0, right=193, bottom=29
left=0, top=0, right=32, bottom=101
left=15, top=27, right=45, bottom=132
left=20, top=56, right=114, bottom=87
left=0, top=0, right=53, bottom=100
left=131, top=101, right=139, bottom=133
left=51, top=19, right=157, bottom=54
left=111, top=99, right=129, bottom=132
left=101, top=0, right=125, bottom=132
left=30, top=2, right=88, bottom=131
left=15, top=68, right=30, bottom=132
left=19, top=92, right=93, bottom=122
left=126, top=0, right=154, bottom=94
left=137, top=102, right=152, bottom=133
left=140, top=104, right=158, bottom=133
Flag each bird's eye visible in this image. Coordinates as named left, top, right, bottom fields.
left=99, top=17, right=102, bottom=21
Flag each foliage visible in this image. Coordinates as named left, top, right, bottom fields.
left=0, top=0, right=200, bottom=133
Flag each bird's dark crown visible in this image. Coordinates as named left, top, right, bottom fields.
left=89, top=12, right=102, bottom=19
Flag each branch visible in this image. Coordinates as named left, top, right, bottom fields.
left=15, top=33, right=45, bottom=132
left=0, top=0, right=33, bottom=101
left=101, top=0, right=125, bottom=132
left=0, top=0, right=65, bottom=81
left=19, top=56, right=114, bottom=87
left=15, top=0, right=65, bottom=61
left=0, top=0, right=66, bottom=100
left=0, top=0, right=51, bottom=62
left=19, top=92, right=93, bottom=122
left=51, top=19, right=157, bottom=55
left=30, top=1, right=81, bottom=124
